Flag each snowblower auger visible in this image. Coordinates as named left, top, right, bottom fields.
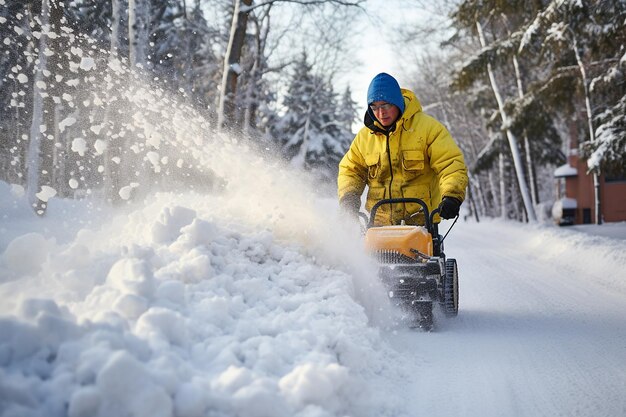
left=363, top=198, right=459, bottom=331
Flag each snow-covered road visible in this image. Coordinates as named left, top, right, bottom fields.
left=386, top=220, right=626, bottom=417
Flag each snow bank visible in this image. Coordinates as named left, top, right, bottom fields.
left=527, top=221, right=626, bottom=291
left=464, top=218, right=626, bottom=294
left=0, top=182, right=399, bottom=417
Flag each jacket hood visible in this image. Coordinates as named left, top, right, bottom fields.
left=367, top=73, right=406, bottom=113
left=364, top=88, right=423, bottom=133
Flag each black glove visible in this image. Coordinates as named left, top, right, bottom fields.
left=339, top=193, right=361, bottom=218
left=439, top=197, right=461, bottom=219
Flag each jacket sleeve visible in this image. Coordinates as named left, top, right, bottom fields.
left=426, top=120, right=469, bottom=202
left=337, top=136, right=368, bottom=200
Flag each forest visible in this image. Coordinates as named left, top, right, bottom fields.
left=0, top=0, right=624, bottom=222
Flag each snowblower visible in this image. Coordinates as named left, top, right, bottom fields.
left=362, top=198, right=459, bottom=331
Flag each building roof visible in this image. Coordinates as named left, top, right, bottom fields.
left=554, top=163, right=578, bottom=178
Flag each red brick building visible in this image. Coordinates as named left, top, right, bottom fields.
left=553, top=150, right=626, bottom=225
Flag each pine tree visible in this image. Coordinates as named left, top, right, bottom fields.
left=450, top=0, right=545, bottom=221
left=271, top=52, right=353, bottom=184
left=579, top=1, right=626, bottom=177
left=150, top=0, right=222, bottom=107
left=67, top=0, right=116, bottom=43
left=518, top=0, right=626, bottom=222
left=337, top=86, right=358, bottom=136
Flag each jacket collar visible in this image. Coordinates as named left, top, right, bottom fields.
left=364, top=110, right=396, bottom=135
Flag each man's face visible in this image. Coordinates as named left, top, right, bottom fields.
left=370, top=101, right=400, bottom=127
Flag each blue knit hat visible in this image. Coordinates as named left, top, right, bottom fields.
left=367, top=73, right=405, bottom=114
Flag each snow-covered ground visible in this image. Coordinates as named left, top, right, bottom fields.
left=1, top=178, right=625, bottom=417
left=389, top=217, right=626, bottom=417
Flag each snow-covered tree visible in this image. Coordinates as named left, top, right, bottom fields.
left=67, top=0, right=118, bottom=43
left=518, top=0, right=626, bottom=223
left=337, top=85, right=358, bottom=135
left=151, top=0, right=222, bottom=106
left=216, top=0, right=365, bottom=131
left=25, top=0, right=67, bottom=215
left=449, top=0, right=548, bottom=222
left=128, top=0, right=150, bottom=69
left=271, top=52, right=353, bottom=184
left=0, top=1, right=34, bottom=184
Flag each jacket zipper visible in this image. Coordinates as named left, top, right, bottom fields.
left=385, top=131, right=394, bottom=224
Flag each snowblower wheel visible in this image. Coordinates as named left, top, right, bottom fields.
left=443, top=258, right=459, bottom=317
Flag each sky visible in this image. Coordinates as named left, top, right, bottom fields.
left=348, top=1, right=401, bottom=104
left=347, top=0, right=418, bottom=106
left=343, top=0, right=453, bottom=127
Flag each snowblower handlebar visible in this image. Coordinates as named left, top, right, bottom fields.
left=367, top=198, right=439, bottom=234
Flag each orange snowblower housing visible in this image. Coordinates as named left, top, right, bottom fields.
left=364, top=198, right=437, bottom=261
left=365, top=225, right=433, bottom=259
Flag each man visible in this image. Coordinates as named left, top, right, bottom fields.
left=338, top=73, right=468, bottom=226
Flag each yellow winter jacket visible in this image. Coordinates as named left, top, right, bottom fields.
left=338, top=89, right=468, bottom=225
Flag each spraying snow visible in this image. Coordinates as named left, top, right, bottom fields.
left=0, top=42, right=400, bottom=415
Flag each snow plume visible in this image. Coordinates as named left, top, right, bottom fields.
left=87, top=58, right=391, bottom=322
left=5, top=14, right=390, bottom=316
left=8, top=16, right=385, bottom=305
left=0, top=26, right=400, bottom=417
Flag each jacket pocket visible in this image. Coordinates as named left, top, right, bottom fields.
left=402, top=150, right=424, bottom=172
left=365, top=153, right=381, bottom=179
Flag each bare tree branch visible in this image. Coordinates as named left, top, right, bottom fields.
left=243, top=0, right=365, bottom=13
